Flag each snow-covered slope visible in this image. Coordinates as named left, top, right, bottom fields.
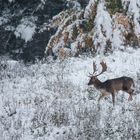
left=0, top=0, right=140, bottom=139
left=45, top=0, right=140, bottom=58
left=0, top=48, right=140, bottom=139
left=0, top=0, right=140, bottom=62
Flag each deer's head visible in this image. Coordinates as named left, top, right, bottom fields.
left=88, top=61, right=107, bottom=85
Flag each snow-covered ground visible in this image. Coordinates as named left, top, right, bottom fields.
left=0, top=48, right=140, bottom=140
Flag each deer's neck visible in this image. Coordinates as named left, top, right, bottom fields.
left=94, top=78, right=103, bottom=89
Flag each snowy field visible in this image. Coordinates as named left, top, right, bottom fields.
left=0, top=48, right=140, bottom=140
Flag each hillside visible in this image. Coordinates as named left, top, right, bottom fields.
left=0, top=0, right=140, bottom=140
left=1, top=48, right=140, bottom=139
left=0, top=0, right=140, bottom=61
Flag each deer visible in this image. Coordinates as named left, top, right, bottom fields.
left=88, top=61, right=135, bottom=106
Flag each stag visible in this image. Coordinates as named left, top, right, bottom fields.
left=88, top=61, right=135, bottom=106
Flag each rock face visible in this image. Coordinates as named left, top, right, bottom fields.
left=0, top=0, right=140, bottom=62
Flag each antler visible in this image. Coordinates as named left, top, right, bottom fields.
left=93, top=61, right=97, bottom=74
left=96, top=61, right=107, bottom=76
left=89, top=61, right=97, bottom=77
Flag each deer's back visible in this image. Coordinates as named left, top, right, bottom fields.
left=103, top=76, right=134, bottom=92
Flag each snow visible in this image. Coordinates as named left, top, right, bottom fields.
left=40, top=0, right=46, bottom=5
left=8, top=0, right=15, bottom=2
left=84, top=0, right=98, bottom=19
left=112, top=28, right=124, bottom=50
left=93, top=1, right=112, bottom=53
left=128, top=0, right=140, bottom=37
left=0, top=17, right=9, bottom=26
left=0, top=0, right=140, bottom=139
left=122, top=0, right=140, bottom=37
left=45, top=0, right=140, bottom=57
left=0, top=48, right=140, bottom=139
left=45, top=10, right=84, bottom=56
left=66, top=1, right=81, bottom=10
left=14, top=18, right=36, bottom=42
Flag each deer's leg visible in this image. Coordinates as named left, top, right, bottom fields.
left=112, top=93, right=115, bottom=107
left=128, top=93, right=132, bottom=101
left=98, top=94, right=104, bottom=102
left=98, top=92, right=110, bottom=102
left=127, top=89, right=134, bottom=101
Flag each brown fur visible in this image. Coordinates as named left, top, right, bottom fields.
left=88, top=76, right=135, bottom=106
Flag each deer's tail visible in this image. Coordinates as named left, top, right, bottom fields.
left=132, top=81, right=136, bottom=95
